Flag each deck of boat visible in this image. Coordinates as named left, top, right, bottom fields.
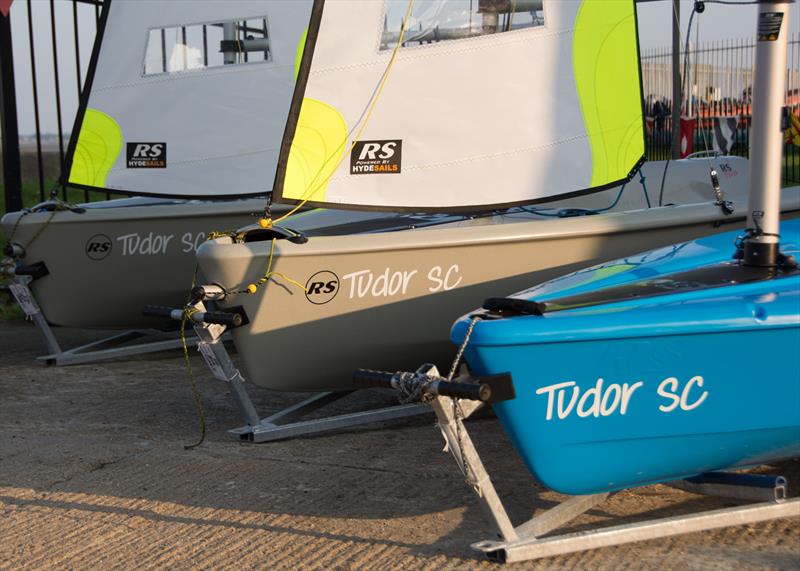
left=1, top=321, right=798, bottom=569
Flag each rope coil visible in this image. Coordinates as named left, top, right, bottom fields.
left=395, top=371, right=434, bottom=404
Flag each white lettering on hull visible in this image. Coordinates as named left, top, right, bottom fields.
left=181, top=231, right=207, bottom=253
left=116, top=232, right=174, bottom=256
left=536, top=379, right=643, bottom=421
left=535, top=376, right=708, bottom=420
left=656, top=375, right=708, bottom=412
left=115, top=231, right=207, bottom=256
left=341, top=265, right=462, bottom=299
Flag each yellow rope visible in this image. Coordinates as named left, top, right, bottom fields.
left=230, top=237, right=308, bottom=296
left=177, top=237, right=304, bottom=448
left=262, top=0, right=417, bottom=227
left=180, top=268, right=206, bottom=450
left=195, top=2, right=421, bottom=301
left=265, top=271, right=307, bottom=291
left=265, top=236, right=277, bottom=276
left=188, top=10, right=407, bottom=435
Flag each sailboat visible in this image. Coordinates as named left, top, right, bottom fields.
left=354, top=0, right=800, bottom=562
left=183, top=0, right=799, bottom=433
left=0, top=0, right=316, bottom=363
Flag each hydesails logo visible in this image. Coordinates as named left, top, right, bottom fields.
left=126, top=142, right=167, bottom=168
left=85, top=234, right=112, bottom=261
left=350, top=140, right=402, bottom=175
left=305, top=271, right=339, bottom=305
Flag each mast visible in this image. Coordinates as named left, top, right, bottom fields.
left=743, top=0, right=792, bottom=267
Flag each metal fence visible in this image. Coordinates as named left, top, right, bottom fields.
left=3, top=4, right=800, bottom=213
left=1, top=0, right=105, bottom=213
left=641, top=34, right=800, bottom=185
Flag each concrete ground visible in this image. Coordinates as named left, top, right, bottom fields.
left=1, top=321, right=798, bottom=570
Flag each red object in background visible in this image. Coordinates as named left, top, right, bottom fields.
left=679, top=117, right=696, bottom=158
left=0, top=0, right=12, bottom=18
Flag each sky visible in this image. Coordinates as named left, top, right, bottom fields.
left=11, top=0, right=97, bottom=138
left=8, top=0, right=800, bottom=136
left=637, top=0, right=760, bottom=47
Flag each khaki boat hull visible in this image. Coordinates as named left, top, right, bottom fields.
left=1, top=197, right=271, bottom=329
left=2, top=157, right=747, bottom=331
left=197, top=184, right=800, bottom=392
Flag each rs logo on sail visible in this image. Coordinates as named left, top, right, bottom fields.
left=350, top=140, right=402, bottom=175
left=126, top=142, right=167, bottom=168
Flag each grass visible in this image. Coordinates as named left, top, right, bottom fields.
left=0, top=298, right=22, bottom=321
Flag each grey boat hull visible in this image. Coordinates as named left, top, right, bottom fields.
left=196, top=159, right=800, bottom=392
left=1, top=197, right=272, bottom=329
left=2, top=157, right=745, bottom=331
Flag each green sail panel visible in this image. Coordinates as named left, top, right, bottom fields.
left=574, top=0, right=644, bottom=188
left=275, top=0, right=645, bottom=212
left=68, top=108, right=122, bottom=188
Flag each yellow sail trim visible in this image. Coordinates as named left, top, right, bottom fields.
left=276, top=1, right=415, bottom=215
left=283, top=98, right=348, bottom=202
left=295, top=28, right=308, bottom=80
left=68, top=108, right=123, bottom=187
left=573, top=0, right=644, bottom=187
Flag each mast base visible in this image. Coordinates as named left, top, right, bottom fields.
left=743, top=240, right=779, bottom=267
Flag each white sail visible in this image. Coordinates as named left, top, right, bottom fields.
left=274, top=0, right=645, bottom=211
left=63, top=0, right=312, bottom=198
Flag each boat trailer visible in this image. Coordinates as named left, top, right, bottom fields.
left=1, top=257, right=210, bottom=366
left=352, top=364, right=800, bottom=563
left=142, top=284, right=431, bottom=442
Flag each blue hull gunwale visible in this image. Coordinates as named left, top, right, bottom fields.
left=452, top=221, right=800, bottom=495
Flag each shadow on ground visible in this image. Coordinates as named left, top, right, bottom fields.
left=1, top=322, right=798, bottom=569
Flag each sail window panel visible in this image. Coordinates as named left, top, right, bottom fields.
left=381, top=0, right=544, bottom=50
left=143, top=18, right=271, bottom=76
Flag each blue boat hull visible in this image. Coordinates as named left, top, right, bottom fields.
left=452, top=221, right=800, bottom=495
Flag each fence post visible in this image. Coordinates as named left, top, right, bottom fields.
left=671, top=0, right=682, bottom=159
left=0, top=11, right=23, bottom=213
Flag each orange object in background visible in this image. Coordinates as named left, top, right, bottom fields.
left=680, top=117, right=697, bottom=158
